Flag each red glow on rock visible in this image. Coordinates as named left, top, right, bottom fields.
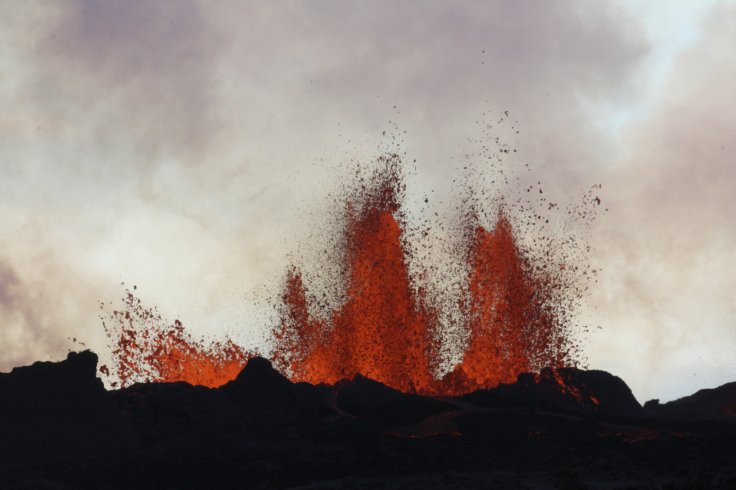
left=724, top=404, right=736, bottom=417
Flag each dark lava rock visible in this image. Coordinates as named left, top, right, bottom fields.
left=644, top=398, right=661, bottom=409
left=221, top=356, right=331, bottom=420
left=647, top=382, right=736, bottom=421
left=460, top=367, right=642, bottom=418
left=331, top=375, right=456, bottom=428
left=0, top=351, right=133, bottom=470
left=222, top=356, right=305, bottom=412
left=1, top=351, right=736, bottom=489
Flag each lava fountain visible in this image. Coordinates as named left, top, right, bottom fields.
left=101, top=291, right=250, bottom=388
left=271, top=153, right=583, bottom=395
left=102, top=149, right=597, bottom=394
left=273, top=154, right=437, bottom=393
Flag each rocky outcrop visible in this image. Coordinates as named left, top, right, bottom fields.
left=460, top=367, right=642, bottom=418
left=645, top=382, right=736, bottom=421
left=0, top=351, right=134, bottom=470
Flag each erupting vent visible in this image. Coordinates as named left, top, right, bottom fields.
left=102, top=149, right=597, bottom=395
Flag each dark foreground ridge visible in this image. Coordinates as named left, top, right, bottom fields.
left=1, top=352, right=735, bottom=489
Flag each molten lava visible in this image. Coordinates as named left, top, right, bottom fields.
left=439, top=213, right=568, bottom=394
left=274, top=165, right=436, bottom=392
left=103, top=292, right=250, bottom=388
left=103, top=151, right=591, bottom=395
left=271, top=153, right=578, bottom=395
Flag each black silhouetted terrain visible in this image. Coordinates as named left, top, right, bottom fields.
left=1, top=351, right=735, bottom=489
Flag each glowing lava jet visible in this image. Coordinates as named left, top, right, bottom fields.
left=271, top=153, right=575, bottom=395
left=102, top=292, right=250, bottom=388
left=103, top=153, right=588, bottom=394
left=273, top=155, right=437, bottom=393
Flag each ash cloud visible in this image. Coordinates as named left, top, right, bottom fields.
left=0, top=1, right=731, bottom=402
left=0, top=259, right=68, bottom=372
left=586, top=4, right=736, bottom=399
left=27, top=0, right=224, bottom=167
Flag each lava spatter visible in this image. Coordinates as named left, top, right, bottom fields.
left=273, top=154, right=437, bottom=393
left=436, top=210, right=569, bottom=394
left=272, top=145, right=594, bottom=395
left=103, top=122, right=599, bottom=395
left=101, top=289, right=250, bottom=388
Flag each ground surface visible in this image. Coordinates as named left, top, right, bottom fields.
left=1, top=351, right=735, bottom=489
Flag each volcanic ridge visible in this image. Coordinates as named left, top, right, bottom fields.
left=1, top=351, right=735, bottom=489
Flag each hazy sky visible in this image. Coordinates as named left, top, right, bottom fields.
left=1, top=1, right=734, bottom=403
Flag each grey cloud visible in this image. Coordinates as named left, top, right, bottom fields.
left=28, top=0, right=223, bottom=167
left=224, top=1, right=646, bottom=141
left=195, top=0, right=648, bottom=232
left=0, top=258, right=67, bottom=372
left=587, top=4, right=736, bottom=400
left=603, top=3, right=736, bottom=279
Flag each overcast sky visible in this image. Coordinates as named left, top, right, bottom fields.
left=1, top=0, right=734, bottom=402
